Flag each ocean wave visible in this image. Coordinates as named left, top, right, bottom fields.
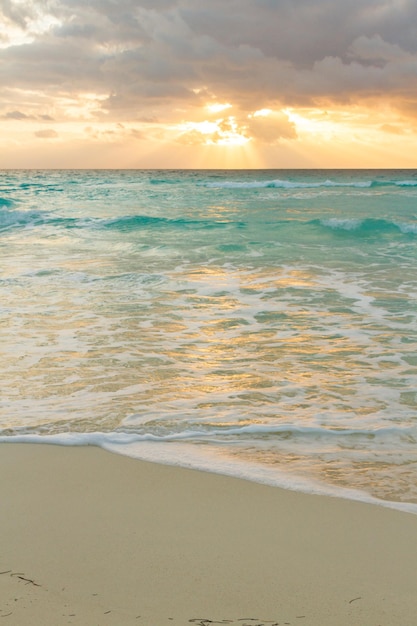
left=0, top=197, right=14, bottom=208
left=2, top=204, right=415, bottom=239
left=103, top=215, right=416, bottom=236
left=319, top=218, right=363, bottom=231
left=204, top=179, right=371, bottom=189
left=396, top=221, right=417, bottom=234
left=0, top=207, right=43, bottom=231
left=318, top=217, right=417, bottom=235
left=394, top=180, right=417, bottom=186
left=0, top=206, right=243, bottom=233
left=149, top=177, right=185, bottom=185
left=3, top=205, right=415, bottom=238
left=102, top=214, right=245, bottom=231
left=203, top=178, right=417, bottom=190
left=0, top=206, right=89, bottom=233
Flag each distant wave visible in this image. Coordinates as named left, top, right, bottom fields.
left=203, top=178, right=417, bottom=190
left=395, top=180, right=417, bottom=186
left=204, top=179, right=372, bottom=189
left=149, top=177, right=185, bottom=185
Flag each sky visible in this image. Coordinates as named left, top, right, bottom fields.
left=1, top=0, right=417, bottom=168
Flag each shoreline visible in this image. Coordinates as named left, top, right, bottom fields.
left=1, top=443, right=417, bottom=625
left=2, top=434, right=416, bottom=516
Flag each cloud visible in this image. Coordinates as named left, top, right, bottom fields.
left=175, top=108, right=296, bottom=146
left=34, top=128, right=58, bottom=138
left=0, top=0, right=38, bottom=29
left=349, top=34, right=409, bottom=63
left=246, top=111, right=297, bottom=143
left=4, top=110, right=29, bottom=119
left=1, top=0, right=417, bottom=127
left=380, top=123, right=405, bottom=134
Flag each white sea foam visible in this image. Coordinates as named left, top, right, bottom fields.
left=395, top=180, right=417, bottom=186
left=396, top=221, right=417, bottom=234
left=320, top=218, right=362, bottom=230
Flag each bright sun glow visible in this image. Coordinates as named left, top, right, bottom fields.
left=253, top=108, right=272, bottom=117
left=212, top=117, right=250, bottom=146
left=178, top=120, right=219, bottom=135
left=284, top=107, right=354, bottom=140
left=177, top=116, right=250, bottom=147
left=206, top=103, right=232, bottom=114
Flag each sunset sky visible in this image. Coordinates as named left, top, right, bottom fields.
left=1, top=0, right=417, bottom=169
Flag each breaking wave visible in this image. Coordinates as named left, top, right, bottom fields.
left=2, top=205, right=416, bottom=239
left=318, top=217, right=417, bottom=235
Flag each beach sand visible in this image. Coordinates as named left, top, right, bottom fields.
left=1, top=443, right=417, bottom=625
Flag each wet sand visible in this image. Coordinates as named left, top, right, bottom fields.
left=1, top=443, right=417, bottom=625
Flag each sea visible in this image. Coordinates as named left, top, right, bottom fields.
left=1, top=169, right=417, bottom=513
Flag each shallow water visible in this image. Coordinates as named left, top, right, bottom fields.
left=1, top=169, right=417, bottom=511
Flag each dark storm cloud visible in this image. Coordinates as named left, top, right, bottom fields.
left=1, top=0, right=417, bottom=120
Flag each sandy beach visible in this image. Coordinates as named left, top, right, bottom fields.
left=1, top=443, right=417, bottom=625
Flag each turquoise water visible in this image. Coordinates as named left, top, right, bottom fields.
left=1, top=169, right=417, bottom=511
